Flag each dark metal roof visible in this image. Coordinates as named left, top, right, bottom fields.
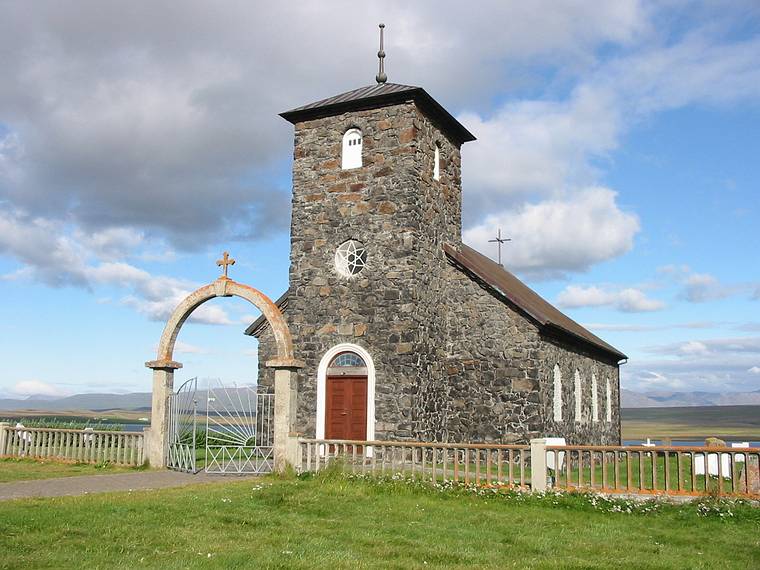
left=280, top=83, right=476, bottom=146
left=444, top=243, right=627, bottom=361
left=244, top=291, right=288, bottom=337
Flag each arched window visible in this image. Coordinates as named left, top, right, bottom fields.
left=329, top=352, right=367, bottom=369
left=591, top=373, right=599, bottom=422
left=433, top=143, right=441, bottom=181
left=606, top=378, right=612, bottom=422
left=574, top=370, right=582, bottom=423
left=341, top=128, right=362, bottom=170
left=553, top=364, right=562, bottom=422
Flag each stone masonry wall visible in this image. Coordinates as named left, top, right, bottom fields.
left=429, top=263, right=544, bottom=443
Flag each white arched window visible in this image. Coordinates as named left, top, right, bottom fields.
left=574, top=370, right=582, bottom=423
left=553, top=364, right=562, bottom=422
left=433, top=143, right=441, bottom=180
left=591, top=373, right=599, bottom=422
left=606, top=378, right=612, bottom=422
left=341, top=128, right=362, bottom=170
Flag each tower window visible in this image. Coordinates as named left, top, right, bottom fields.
left=335, top=239, right=367, bottom=277
left=433, top=143, right=441, bottom=181
left=574, top=369, right=582, bottom=423
left=342, top=128, right=362, bottom=169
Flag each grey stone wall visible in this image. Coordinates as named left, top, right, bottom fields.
left=256, top=97, right=621, bottom=445
left=420, top=263, right=544, bottom=443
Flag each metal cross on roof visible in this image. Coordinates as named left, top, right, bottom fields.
left=488, top=228, right=512, bottom=267
left=376, top=23, right=387, bottom=84
left=216, top=251, right=235, bottom=279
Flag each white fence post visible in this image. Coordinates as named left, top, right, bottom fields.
left=530, top=438, right=548, bottom=492
left=0, top=422, right=9, bottom=455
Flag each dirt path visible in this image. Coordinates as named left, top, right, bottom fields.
left=0, top=470, right=259, bottom=501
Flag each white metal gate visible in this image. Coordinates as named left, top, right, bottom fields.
left=167, top=377, right=198, bottom=473
left=205, top=380, right=274, bottom=474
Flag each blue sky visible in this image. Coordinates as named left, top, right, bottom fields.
left=0, top=1, right=759, bottom=397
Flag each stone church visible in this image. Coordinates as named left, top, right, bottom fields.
left=247, top=70, right=627, bottom=446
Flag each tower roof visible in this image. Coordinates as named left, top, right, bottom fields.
left=279, top=83, right=477, bottom=146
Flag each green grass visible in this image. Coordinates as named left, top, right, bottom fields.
left=0, top=457, right=138, bottom=483
left=1, top=472, right=758, bottom=569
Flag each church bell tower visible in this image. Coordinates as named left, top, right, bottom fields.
left=276, top=25, right=476, bottom=440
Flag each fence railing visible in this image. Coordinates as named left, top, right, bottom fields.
left=546, top=444, right=760, bottom=498
left=298, top=438, right=532, bottom=488
left=0, top=423, right=145, bottom=466
left=298, top=437, right=760, bottom=499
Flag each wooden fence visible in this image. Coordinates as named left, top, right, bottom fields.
left=298, top=438, right=532, bottom=488
left=298, top=438, right=760, bottom=499
left=546, top=443, right=760, bottom=498
left=0, top=423, right=145, bottom=466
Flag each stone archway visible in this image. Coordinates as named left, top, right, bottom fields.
left=145, top=255, right=302, bottom=470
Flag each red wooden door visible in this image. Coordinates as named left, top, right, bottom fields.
left=325, top=376, right=367, bottom=441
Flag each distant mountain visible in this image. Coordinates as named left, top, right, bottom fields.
left=0, top=392, right=152, bottom=412
left=3, top=388, right=759, bottom=413
left=0, top=386, right=260, bottom=414
left=622, top=389, right=760, bottom=408
left=23, top=394, right=61, bottom=402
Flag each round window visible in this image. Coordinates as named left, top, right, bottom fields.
left=335, top=240, right=367, bottom=277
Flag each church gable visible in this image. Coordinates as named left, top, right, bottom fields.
left=443, top=243, right=626, bottom=362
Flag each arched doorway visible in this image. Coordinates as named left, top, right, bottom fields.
left=316, top=343, right=375, bottom=442
left=325, top=352, right=368, bottom=441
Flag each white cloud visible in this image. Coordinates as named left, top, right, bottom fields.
left=459, top=86, right=621, bottom=207
left=0, top=2, right=647, bottom=249
left=647, top=336, right=760, bottom=357
left=625, top=370, right=687, bottom=391
left=173, top=341, right=208, bottom=355
left=679, top=272, right=732, bottom=302
left=464, top=187, right=639, bottom=278
left=659, top=265, right=752, bottom=303
left=75, top=227, right=145, bottom=262
left=459, top=15, right=760, bottom=276
left=679, top=341, right=709, bottom=355
left=11, top=380, right=68, bottom=398
left=1, top=2, right=759, bottom=288
left=748, top=366, right=760, bottom=375
left=0, top=207, right=232, bottom=325
left=557, top=284, right=664, bottom=312
left=621, top=336, right=760, bottom=392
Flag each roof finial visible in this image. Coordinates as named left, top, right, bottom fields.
left=376, top=23, right=387, bottom=84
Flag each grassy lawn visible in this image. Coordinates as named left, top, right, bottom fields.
left=0, top=457, right=139, bottom=483
left=1, top=472, right=758, bottom=569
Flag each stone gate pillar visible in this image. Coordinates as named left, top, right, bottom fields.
left=145, top=359, right=182, bottom=468
left=268, top=358, right=303, bottom=473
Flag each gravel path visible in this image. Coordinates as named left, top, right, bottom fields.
left=0, top=470, right=260, bottom=501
